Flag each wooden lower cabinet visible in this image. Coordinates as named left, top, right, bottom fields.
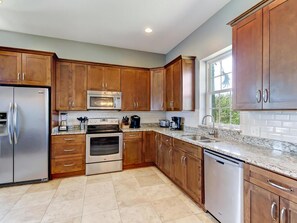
left=123, top=131, right=156, bottom=168
left=244, top=164, right=297, bottom=223
left=172, top=148, right=185, bottom=188
left=51, top=134, right=85, bottom=178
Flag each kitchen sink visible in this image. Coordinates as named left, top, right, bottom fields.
left=182, top=134, right=220, bottom=143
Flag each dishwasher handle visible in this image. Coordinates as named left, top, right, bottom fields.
left=204, top=150, right=243, bottom=168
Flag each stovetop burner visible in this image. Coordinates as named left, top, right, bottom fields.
left=86, top=118, right=122, bottom=134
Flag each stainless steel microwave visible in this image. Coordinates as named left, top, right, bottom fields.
left=87, top=91, right=122, bottom=110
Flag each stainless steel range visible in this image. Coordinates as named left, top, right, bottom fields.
left=86, top=118, right=123, bottom=175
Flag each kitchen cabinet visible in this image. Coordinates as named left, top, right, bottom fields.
left=121, top=68, right=150, bottom=111
left=172, top=138, right=203, bottom=204
left=156, top=134, right=173, bottom=178
left=51, top=134, right=85, bottom=178
left=56, top=61, right=87, bottom=110
left=165, top=56, right=195, bottom=111
left=87, top=65, right=121, bottom=91
left=244, top=164, right=297, bottom=223
left=143, top=131, right=156, bottom=163
left=0, top=50, right=52, bottom=86
left=150, top=68, right=166, bottom=111
left=231, top=0, right=297, bottom=110
left=123, top=132, right=143, bottom=167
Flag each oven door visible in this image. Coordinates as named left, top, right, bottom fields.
left=86, top=133, right=123, bottom=163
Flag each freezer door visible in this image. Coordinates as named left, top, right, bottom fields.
left=0, top=87, right=14, bottom=184
left=14, top=87, right=49, bottom=182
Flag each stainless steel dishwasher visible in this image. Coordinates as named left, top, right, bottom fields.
left=204, top=150, right=244, bottom=223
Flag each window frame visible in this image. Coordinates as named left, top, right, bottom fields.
left=206, top=50, right=239, bottom=128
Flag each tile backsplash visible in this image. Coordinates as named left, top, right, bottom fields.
left=240, top=111, right=297, bottom=143
left=61, top=111, right=166, bottom=126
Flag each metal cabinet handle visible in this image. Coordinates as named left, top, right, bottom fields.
left=183, top=156, right=187, bottom=165
left=263, top=89, right=269, bottom=103
left=22, top=73, right=25, bottom=81
left=64, top=149, right=75, bottom=152
left=64, top=138, right=75, bottom=141
left=72, top=101, right=75, bottom=106
left=267, top=179, right=294, bottom=192
left=102, top=83, right=104, bottom=88
left=64, top=163, right=75, bottom=167
left=17, top=73, right=21, bottom=80
left=123, top=142, right=126, bottom=150
left=180, top=156, right=184, bottom=164
left=271, top=202, right=277, bottom=221
left=256, top=90, right=262, bottom=103
left=169, top=149, right=172, bottom=155
left=105, top=83, right=107, bottom=88
left=280, top=207, right=287, bottom=223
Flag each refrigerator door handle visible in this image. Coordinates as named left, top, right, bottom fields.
left=13, top=103, right=19, bottom=144
left=7, top=102, right=13, bottom=144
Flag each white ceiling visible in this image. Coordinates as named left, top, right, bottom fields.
left=0, top=0, right=231, bottom=54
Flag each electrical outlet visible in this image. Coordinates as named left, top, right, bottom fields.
left=250, top=126, right=260, bottom=137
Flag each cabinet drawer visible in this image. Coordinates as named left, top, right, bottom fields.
left=51, top=157, right=84, bottom=174
left=51, top=144, right=84, bottom=158
left=244, top=164, right=297, bottom=203
left=161, top=134, right=172, bottom=146
left=124, top=132, right=143, bottom=140
left=52, top=134, right=86, bottom=144
left=173, top=139, right=203, bottom=160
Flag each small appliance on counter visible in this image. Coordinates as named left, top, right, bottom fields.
left=77, top=116, right=88, bottom=130
left=159, top=119, right=170, bottom=128
left=58, top=112, right=68, bottom=131
left=130, top=115, right=140, bottom=128
left=170, top=116, right=184, bottom=130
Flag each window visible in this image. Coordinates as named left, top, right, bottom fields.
left=206, top=51, right=240, bottom=127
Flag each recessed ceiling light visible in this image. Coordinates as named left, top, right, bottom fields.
left=145, top=28, right=153, bottom=33
left=0, top=0, right=3, bottom=4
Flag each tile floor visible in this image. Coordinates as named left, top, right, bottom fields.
left=0, top=167, right=218, bottom=223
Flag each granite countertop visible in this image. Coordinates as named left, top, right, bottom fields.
left=51, top=127, right=86, bottom=135
left=123, top=126, right=297, bottom=180
left=51, top=125, right=297, bottom=180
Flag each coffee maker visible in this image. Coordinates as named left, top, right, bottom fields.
left=130, top=115, right=140, bottom=128
left=170, top=116, right=183, bottom=130
left=58, top=112, right=68, bottom=131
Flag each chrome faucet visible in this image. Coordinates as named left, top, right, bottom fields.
left=201, top=115, right=218, bottom=138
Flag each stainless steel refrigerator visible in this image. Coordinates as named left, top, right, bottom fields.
left=0, top=86, right=49, bottom=185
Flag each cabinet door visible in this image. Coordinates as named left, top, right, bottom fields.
left=104, top=67, right=121, bottom=91
left=185, top=154, right=202, bottom=203
left=71, top=63, right=87, bottom=110
left=156, top=135, right=163, bottom=169
left=166, top=65, right=174, bottom=111
left=182, top=59, right=195, bottom=111
left=87, top=65, right=104, bottom=91
left=56, top=62, right=72, bottom=110
left=162, top=144, right=172, bottom=178
left=150, top=68, right=165, bottom=111
left=21, top=53, right=51, bottom=86
left=172, top=60, right=182, bottom=111
left=172, top=148, right=185, bottom=188
left=0, top=51, right=21, bottom=84
left=244, top=181, right=279, bottom=223
left=121, top=69, right=137, bottom=111
left=143, top=131, right=155, bottom=163
left=232, top=10, right=263, bottom=110
left=136, top=70, right=150, bottom=111
left=123, top=139, right=143, bottom=166
left=280, top=198, right=297, bottom=223
left=263, top=0, right=297, bottom=109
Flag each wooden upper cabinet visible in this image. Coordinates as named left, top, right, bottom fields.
left=244, top=181, right=279, bottom=223
left=56, top=62, right=72, bottom=110
left=21, top=53, right=51, bottom=86
left=232, top=0, right=297, bottom=110
left=232, top=10, right=263, bottom=110
left=87, top=65, right=120, bottom=91
left=71, top=64, right=87, bottom=110
left=0, top=51, right=51, bottom=86
left=87, top=65, right=104, bottom=91
left=165, top=56, right=195, bottom=111
left=56, top=61, right=87, bottom=111
left=150, top=68, right=165, bottom=111
left=262, top=0, right=297, bottom=109
left=121, top=68, right=150, bottom=111
left=0, top=51, right=21, bottom=84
